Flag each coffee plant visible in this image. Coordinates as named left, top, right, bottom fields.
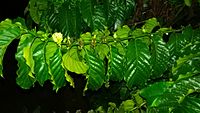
left=0, top=0, right=200, bottom=112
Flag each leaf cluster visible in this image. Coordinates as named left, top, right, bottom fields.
left=0, top=16, right=200, bottom=112
left=28, top=0, right=136, bottom=37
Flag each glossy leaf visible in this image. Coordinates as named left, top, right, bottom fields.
left=172, top=53, right=200, bottom=80
left=63, top=47, right=89, bottom=74
left=124, top=39, right=151, bottom=88
left=45, top=42, right=58, bottom=65
left=151, top=34, right=170, bottom=78
left=80, top=0, right=106, bottom=31
left=23, top=39, right=35, bottom=74
left=85, top=50, right=105, bottom=91
left=58, top=0, right=82, bottom=37
left=142, top=18, right=159, bottom=33
left=140, top=82, right=172, bottom=106
left=15, top=34, right=35, bottom=89
left=167, top=26, right=193, bottom=62
left=0, top=19, right=20, bottom=77
left=103, top=0, right=135, bottom=28
left=172, top=96, right=200, bottom=113
left=46, top=42, right=66, bottom=90
left=32, top=40, right=50, bottom=86
left=151, top=75, right=200, bottom=113
left=47, top=0, right=82, bottom=37
left=108, top=46, right=124, bottom=81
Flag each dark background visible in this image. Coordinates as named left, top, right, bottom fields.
left=0, top=1, right=90, bottom=113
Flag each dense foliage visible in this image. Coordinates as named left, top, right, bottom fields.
left=28, top=0, right=136, bottom=37
left=0, top=0, right=200, bottom=112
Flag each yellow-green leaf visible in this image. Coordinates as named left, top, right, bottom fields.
left=16, top=34, right=36, bottom=89
left=63, top=47, right=89, bottom=74
left=65, top=71, right=75, bottom=88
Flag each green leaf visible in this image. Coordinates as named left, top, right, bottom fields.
left=184, top=0, right=192, bottom=6
left=85, top=50, right=105, bottom=91
left=140, top=82, right=172, bottom=106
left=130, top=28, right=150, bottom=45
left=107, top=102, right=117, bottom=113
left=95, top=106, right=105, bottom=113
left=131, top=28, right=148, bottom=38
left=29, top=0, right=48, bottom=24
left=167, top=26, right=193, bottom=62
left=172, top=96, right=200, bottom=113
left=63, top=47, right=89, bottom=74
left=124, top=39, right=151, bottom=88
left=47, top=0, right=82, bottom=37
left=125, top=0, right=136, bottom=18
left=23, top=41, right=35, bottom=74
left=80, top=0, right=106, bottom=31
left=151, top=75, right=200, bottom=113
left=118, top=100, right=135, bottom=112
left=13, top=17, right=27, bottom=28
left=108, top=46, right=124, bottom=81
left=80, top=32, right=92, bottom=42
left=65, top=71, right=75, bottom=88
left=133, top=91, right=144, bottom=106
left=58, top=0, right=82, bottom=37
left=172, top=53, right=200, bottom=80
left=96, top=44, right=110, bottom=60
left=0, top=19, right=21, bottom=77
left=32, top=40, right=49, bottom=86
left=114, top=25, right=130, bottom=39
left=142, top=18, right=159, bottom=33
left=103, top=0, right=135, bottom=28
left=46, top=42, right=66, bottom=90
left=151, top=34, right=170, bottom=78
left=45, top=42, right=58, bottom=65
left=15, top=34, right=35, bottom=89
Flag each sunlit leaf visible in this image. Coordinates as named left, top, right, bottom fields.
left=85, top=49, right=105, bottom=90
left=142, top=18, right=159, bottom=33
left=114, top=25, right=130, bottom=39
left=16, top=34, right=35, bottom=89
left=32, top=39, right=50, bottom=86
left=150, top=75, right=200, bottom=113
left=108, top=46, right=124, bottom=81
left=167, top=26, right=193, bottom=62
left=0, top=19, right=20, bottom=77
left=172, top=96, right=200, bottom=113
left=151, top=34, right=170, bottom=78
left=118, top=100, right=135, bottom=112
left=63, top=47, right=89, bottom=74
left=96, top=44, right=110, bottom=60
left=172, top=53, right=200, bottom=80
left=124, top=39, right=151, bottom=88
left=65, top=71, right=75, bottom=88
left=140, top=82, right=172, bottom=106
left=46, top=42, right=66, bottom=90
